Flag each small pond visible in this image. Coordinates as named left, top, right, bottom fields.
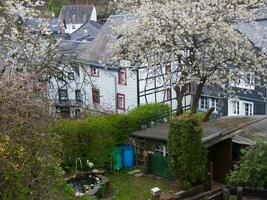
left=66, top=172, right=109, bottom=198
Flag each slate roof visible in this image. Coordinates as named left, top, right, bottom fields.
left=79, top=14, right=134, bottom=65
left=237, top=19, right=267, bottom=50
left=59, top=5, right=95, bottom=24
left=58, top=40, right=91, bottom=61
left=252, top=5, right=267, bottom=20
left=131, top=115, right=267, bottom=147
left=70, top=20, right=101, bottom=41
left=24, top=18, right=63, bottom=33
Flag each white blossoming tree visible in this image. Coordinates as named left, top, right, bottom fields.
left=112, top=0, right=267, bottom=116
left=0, top=1, right=72, bottom=199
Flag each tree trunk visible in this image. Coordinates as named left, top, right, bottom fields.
left=174, top=85, right=185, bottom=116
left=191, top=77, right=207, bottom=113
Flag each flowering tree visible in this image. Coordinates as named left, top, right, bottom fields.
left=111, top=0, right=267, bottom=115
left=0, top=1, right=72, bottom=199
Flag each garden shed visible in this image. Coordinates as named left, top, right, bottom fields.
left=131, top=115, right=267, bottom=183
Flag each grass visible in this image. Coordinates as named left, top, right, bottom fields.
left=104, top=169, right=178, bottom=200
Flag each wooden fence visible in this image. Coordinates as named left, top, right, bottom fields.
left=157, top=186, right=267, bottom=200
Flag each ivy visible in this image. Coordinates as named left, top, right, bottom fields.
left=168, top=114, right=207, bottom=189
left=227, top=142, right=267, bottom=188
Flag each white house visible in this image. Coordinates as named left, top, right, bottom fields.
left=51, top=12, right=267, bottom=118
left=59, top=5, right=97, bottom=34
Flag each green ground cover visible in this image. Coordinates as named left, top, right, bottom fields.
left=104, top=170, right=178, bottom=200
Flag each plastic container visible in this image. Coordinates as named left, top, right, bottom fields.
left=123, top=144, right=135, bottom=168
left=111, top=146, right=123, bottom=170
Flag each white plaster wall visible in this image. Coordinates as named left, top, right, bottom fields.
left=90, top=7, right=97, bottom=21
left=65, top=24, right=83, bottom=34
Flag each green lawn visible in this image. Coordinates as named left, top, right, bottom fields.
left=104, top=170, right=178, bottom=200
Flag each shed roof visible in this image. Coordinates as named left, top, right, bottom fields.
left=59, top=5, right=95, bottom=24
left=131, top=115, right=267, bottom=147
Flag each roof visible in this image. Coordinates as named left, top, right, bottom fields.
left=237, top=19, right=267, bottom=50
left=58, top=40, right=91, bottom=60
left=79, top=14, right=135, bottom=65
left=24, top=17, right=63, bottom=33
left=70, top=20, right=101, bottom=41
left=131, top=115, right=267, bottom=147
left=252, top=5, right=267, bottom=21
left=59, top=5, right=95, bottom=24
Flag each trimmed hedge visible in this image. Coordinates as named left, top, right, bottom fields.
left=53, top=103, right=170, bottom=171
left=168, top=114, right=207, bottom=189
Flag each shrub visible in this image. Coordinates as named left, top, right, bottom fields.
left=53, top=103, right=170, bottom=171
left=47, top=0, right=69, bottom=16
left=127, top=103, right=171, bottom=130
left=0, top=78, right=69, bottom=200
left=227, top=142, right=267, bottom=188
left=168, top=114, right=207, bottom=189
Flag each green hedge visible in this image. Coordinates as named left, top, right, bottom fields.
left=168, top=114, right=207, bottom=189
left=53, top=103, right=170, bottom=171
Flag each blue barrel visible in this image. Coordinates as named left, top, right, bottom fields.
left=123, top=144, right=134, bottom=168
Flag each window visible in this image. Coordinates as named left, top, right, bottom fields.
left=57, top=72, right=64, bottom=80
left=58, top=89, right=68, bottom=100
left=75, top=109, right=81, bottom=117
left=75, top=90, right=81, bottom=101
left=91, top=67, right=99, bottom=77
left=230, top=71, right=255, bottom=90
left=118, top=69, right=127, bottom=85
left=228, top=99, right=253, bottom=116
left=117, top=93, right=125, bottom=111
left=232, top=101, right=240, bottom=115
left=184, top=83, right=191, bottom=95
left=211, top=98, right=219, bottom=112
left=165, top=63, right=171, bottom=74
left=200, top=97, right=208, bottom=110
left=165, top=88, right=172, bottom=101
left=68, top=72, right=75, bottom=80
left=199, top=97, right=220, bottom=112
left=92, top=88, right=100, bottom=104
left=72, top=66, right=80, bottom=77
left=244, top=102, right=253, bottom=116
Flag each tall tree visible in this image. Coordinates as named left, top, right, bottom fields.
left=111, top=0, right=267, bottom=115
left=0, top=1, right=70, bottom=199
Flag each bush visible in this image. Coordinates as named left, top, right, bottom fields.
left=227, top=142, right=267, bottom=188
left=0, top=78, right=69, bottom=200
left=47, top=0, right=69, bottom=16
left=168, top=114, right=207, bottom=189
left=53, top=103, right=170, bottom=171
left=127, top=103, right=170, bottom=130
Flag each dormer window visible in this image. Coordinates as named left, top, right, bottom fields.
left=165, top=63, right=171, bottom=74
left=91, top=67, right=99, bottom=77
left=72, top=14, right=76, bottom=23
left=118, top=69, right=127, bottom=85
left=84, top=28, right=88, bottom=35
left=230, top=71, right=255, bottom=90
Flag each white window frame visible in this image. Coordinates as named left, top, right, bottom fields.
left=230, top=71, right=255, bottom=90
left=228, top=99, right=254, bottom=116
left=199, top=96, right=219, bottom=112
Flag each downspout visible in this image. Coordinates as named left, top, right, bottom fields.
left=136, top=68, right=140, bottom=106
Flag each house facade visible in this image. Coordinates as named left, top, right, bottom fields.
left=49, top=9, right=267, bottom=118
left=59, top=5, right=97, bottom=34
